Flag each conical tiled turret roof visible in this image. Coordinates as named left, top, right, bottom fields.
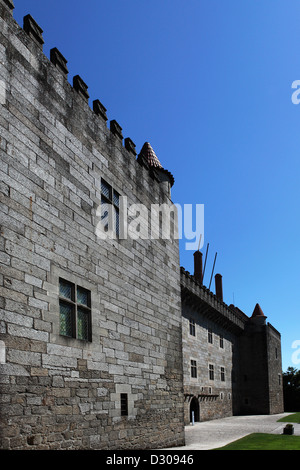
left=138, top=142, right=163, bottom=168
left=251, top=303, right=266, bottom=317
left=137, top=141, right=175, bottom=187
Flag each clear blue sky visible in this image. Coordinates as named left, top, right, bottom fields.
left=12, top=0, right=300, bottom=372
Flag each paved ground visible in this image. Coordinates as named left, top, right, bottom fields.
left=166, top=413, right=300, bottom=450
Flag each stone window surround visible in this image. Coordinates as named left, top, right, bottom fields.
left=46, top=266, right=139, bottom=421
left=209, top=363, right=214, bottom=381
left=58, top=277, right=92, bottom=341
left=111, top=384, right=138, bottom=421
left=208, top=327, right=213, bottom=344
left=46, top=264, right=101, bottom=348
left=190, top=358, right=198, bottom=380
left=189, top=317, right=195, bottom=337
left=100, top=178, right=120, bottom=237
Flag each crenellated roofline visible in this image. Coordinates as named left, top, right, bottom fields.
left=180, top=266, right=248, bottom=333
left=0, top=1, right=174, bottom=192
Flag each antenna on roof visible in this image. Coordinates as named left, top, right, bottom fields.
left=209, top=252, right=217, bottom=290
left=197, top=234, right=202, bottom=251
left=202, top=243, right=209, bottom=283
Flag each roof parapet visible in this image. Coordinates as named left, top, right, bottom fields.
left=180, top=267, right=246, bottom=332
left=2, top=0, right=14, bottom=12
left=23, top=14, right=44, bottom=50
left=93, top=99, right=108, bottom=122
left=110, top=120, right=123, bottom=140
left=50, top=47, right=68, bottom=77
left=73, top=75, right=89, bottom=101
left=4, top=4, right=174, bottom=182
left=124, top=137, right=137, bottom=156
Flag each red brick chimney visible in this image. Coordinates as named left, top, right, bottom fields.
left=193, top=250, right=203, bottom=284
left=215, top=273, right=223, bottom=301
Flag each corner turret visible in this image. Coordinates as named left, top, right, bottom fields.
left=137, top=142, right=175, bottom=198
left=250, top=303, right=267, bottom=326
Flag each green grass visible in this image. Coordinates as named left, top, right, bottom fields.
left=215, top=433, right=300, bottom=450
left=277, top=412, right=300, bottom=424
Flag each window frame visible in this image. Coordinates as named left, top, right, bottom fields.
left=59, top=278, right=92, bottom=342
left=209, top=363, right=214, bottom=381
left=191, top=359, right=197, bottom=379
left=189, top=318, right=195, bottom=336
left=208, top=327, right=213, bottom=344
left=101, top=178, right=120, bottom=237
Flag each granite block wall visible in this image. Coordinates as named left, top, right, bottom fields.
left=182, top=303, right=237, bottom=424
left=0, top=1, right=184, bottom=449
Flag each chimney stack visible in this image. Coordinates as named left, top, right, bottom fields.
left=215, top=273, right=223, bottom=301
left=193, top=251, right=203, bottom=284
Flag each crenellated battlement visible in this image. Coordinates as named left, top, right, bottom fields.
left=180, top=266, right=248, bottom=332
left=0, top=0, right=174, bottom=194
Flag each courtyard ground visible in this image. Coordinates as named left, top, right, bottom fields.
left=165, top=413, right=300, bottom=450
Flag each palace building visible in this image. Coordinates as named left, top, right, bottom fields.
left=0, top=0, right=283, bottom=450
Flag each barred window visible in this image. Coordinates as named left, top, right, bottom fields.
left=59, top=278, right=92, bottom=341
left=208, top=328, right=213, bottom=344
left=189, top=318, right=195, bottom=336
left=191, top=360, right=197, bottom=378
left=101, top=179, right=120, bottom=236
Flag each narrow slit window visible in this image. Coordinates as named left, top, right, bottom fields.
left=120, top=393, right=128, bottom=416
left=101, top=178, right=120, bottom=236
left=209, top=364, right=214, bottom=380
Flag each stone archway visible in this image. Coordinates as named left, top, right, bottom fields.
left=189, top=396, right=200, bottom=423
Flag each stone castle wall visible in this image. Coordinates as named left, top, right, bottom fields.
left=0, top=1, right=184, bottom=449
left=180, top=269, right=284, bottom=422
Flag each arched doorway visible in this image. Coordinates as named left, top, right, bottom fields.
left=189, top=396, right=200, bottom=423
